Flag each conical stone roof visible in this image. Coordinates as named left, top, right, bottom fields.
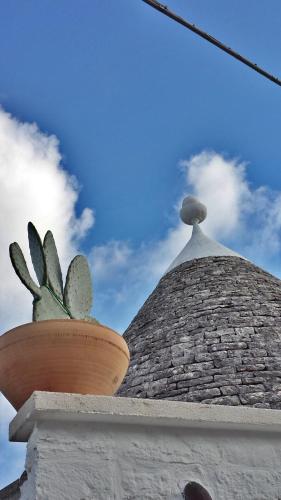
left=119, top=197, right=281, bottom=409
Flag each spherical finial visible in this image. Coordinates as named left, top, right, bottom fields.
left=180, top=195, right=207, bottom=225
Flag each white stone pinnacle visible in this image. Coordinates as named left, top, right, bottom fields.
left=180, top=195, right=207, bottom=225
left=166, top=195, right=244, bottom=274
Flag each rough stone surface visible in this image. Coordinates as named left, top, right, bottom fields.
left=19, top=421, right=281, bottom=500
left=0, top=472, right=26, bottom=500
left=0, top=480, right=21, bottom=499
left=12, top=392, right=281, bottom=443
left=13, top=393, right=281, bottom=500
left=119, top=256, right=281, bottom=408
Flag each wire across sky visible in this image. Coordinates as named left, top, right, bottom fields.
left=142, top=0, right=281, bottom=88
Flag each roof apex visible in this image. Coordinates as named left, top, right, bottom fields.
left=166, top=196, right=244, bottom=273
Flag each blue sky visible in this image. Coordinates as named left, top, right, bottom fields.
left=1, top=0, right=281, bottom=489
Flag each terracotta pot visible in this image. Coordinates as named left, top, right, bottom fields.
left=0, top=319, right=130, bottom=410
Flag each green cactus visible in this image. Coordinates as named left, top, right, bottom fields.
left=64, top=255, right=93, bottom=319
left=9, top=222, right=98, bottom=323
left=43, top=230, right=63, bottom=301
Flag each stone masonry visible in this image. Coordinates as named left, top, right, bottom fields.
left=8, top=393, right=281, bottom=500
left=119, top=256, right=281, bottom=408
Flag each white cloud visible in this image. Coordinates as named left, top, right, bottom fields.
left=91, top=151, right=281, bottom=333
left=0, top=395, right=25, bottom=489
left=92, top=152, right=253, bottom=288
left=0, top=108, right=95, bottom=489
left=71, top=207, right=95, bottom=240
left=90, top=240, right=132, bottom=281
left=0, top=395, right=15, bottom=432
left=182, top=151, right=251, bottom=238
left=0, top=108, right=94, bottom=334
left=2, top=116, right=281, bottom=488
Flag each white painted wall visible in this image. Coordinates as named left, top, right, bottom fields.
left=10, top=392, right=281, bottom=500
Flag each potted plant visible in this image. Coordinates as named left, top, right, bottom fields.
left=0, top=223, right=130, bottom=410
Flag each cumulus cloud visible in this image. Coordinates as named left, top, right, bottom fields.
left=0, top=108, right=94, bottom=334
left=2, top=112, right=281, bottom=489
left=182, top=151, right=251, bottom=238
left=0, top=108, right=95, bottom=489
left=0, top=396, right=26, bottom=488
left=90, top=240, right=133, bottom=281
left=183, top=153, right=281, bottom=263
left=91, top=151, right=281, bottom=333
left=92, top=152, right=252, bottom=287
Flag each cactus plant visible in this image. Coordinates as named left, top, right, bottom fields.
left=9, top=222, right=98, bottom=323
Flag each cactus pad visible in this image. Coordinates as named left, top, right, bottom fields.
left=43, top=230, right=63, bottom=301
left=33, top=286, right=69, bottom=321
left=9, top=242, right=41, bottom=298
left=9, top=223, right=96, bottom=323
left=64, top=255, right=93, bottom=319
left=28, top=222, right=46, bottom=286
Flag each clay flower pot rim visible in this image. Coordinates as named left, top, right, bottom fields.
left=0, top=319, right=129, bottom=361
left=0, top=319, right=130, bottom=410
left=2, top=319, right=120, bottom=336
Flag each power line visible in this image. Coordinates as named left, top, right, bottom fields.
left=142, top=0, right=281, bottom=88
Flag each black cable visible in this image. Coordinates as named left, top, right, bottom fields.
left=142, top=0, right=281, bottom=88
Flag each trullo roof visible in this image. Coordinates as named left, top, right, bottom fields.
left=119, top=196, right=281, bottom=409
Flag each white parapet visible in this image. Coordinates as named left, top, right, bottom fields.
left=10, top=392, right=281, bottom=499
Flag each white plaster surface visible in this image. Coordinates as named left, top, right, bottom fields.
left=11, top=392, right=281, bottom=500
left=166, top=224, right=243, bottom=274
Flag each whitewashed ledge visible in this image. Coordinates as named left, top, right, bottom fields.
left=9, top=392, right=281, bottom=499
left=10, top=390, right=281, bottom=442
